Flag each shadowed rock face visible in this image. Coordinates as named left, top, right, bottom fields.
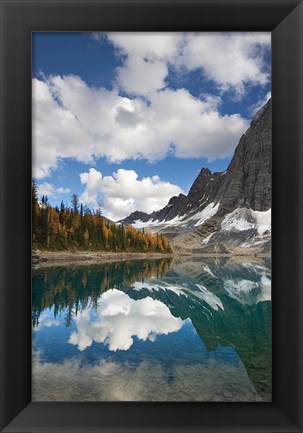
left=122, top=210, right=151, bottom=225
left=120, top=100, right=272, bottom=252
left=216, top=99, right=272, bottom=216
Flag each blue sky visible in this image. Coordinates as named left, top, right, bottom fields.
left=32, top=32, right=271, bottom=221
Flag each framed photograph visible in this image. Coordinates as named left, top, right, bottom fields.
left=1, top=0, right=302, bottom=432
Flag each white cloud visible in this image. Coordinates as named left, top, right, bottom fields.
left=32, top=75, right=249, bottom=180
left=32, top=75, right=116, bottom=178
left=178, top=33, right=270, bottom=98
left=79, top=167, right=183, bottom=220
left=37, top=182, right=71, bottom=199
left=148, top=89, right=248, bottom=160
left=104, top=32, right=270, bottom=97
left=37, top=182, right=55, bottom=198
left=107, top=32, right=180, bottom=60
left=56, top=187, right=71, bottom=194
left=106, top=32, right=181, bottom=96
left=69, top=289, right=183, bottom=351
left=116, top=55, right=168, bottom=97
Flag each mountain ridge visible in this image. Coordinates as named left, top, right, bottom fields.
left=120, top=99, right=272, bottom=254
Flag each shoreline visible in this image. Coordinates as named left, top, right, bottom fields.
left=32, top=249, right=174, bottom=267
left=32, top=249, right=270, bottom=268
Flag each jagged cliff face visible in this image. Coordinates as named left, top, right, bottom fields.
left=216, top=99, right=272, bottom=216
left=120, top=99, right=272, bottom=254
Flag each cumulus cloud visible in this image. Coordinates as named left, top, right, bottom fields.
left=178, top=33, right=270, bottom=98
left=37, top=182, right=56, bottom=198
left=106, top=32, right=181, bottom=96
left=56, top=187, right=71, bottom=194
left=104, top=32, right=270, bottom=97
left=32, top=75, right=249, bottom=179
left=37, top=182, right=70, bottom=198
left=69, top=289, right=184, bottom=351
left=116, top=55, right=168, bottom=97
left=79, top=167, right=183, bottom=220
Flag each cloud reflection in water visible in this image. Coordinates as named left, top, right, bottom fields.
left=69, top=289, right=183, bottom=351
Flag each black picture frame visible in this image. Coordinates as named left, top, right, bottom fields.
left=1, top=0, right=302, bottom=432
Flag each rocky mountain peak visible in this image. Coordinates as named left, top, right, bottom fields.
left=216, top=98, right=271, bottom=216
left=168, top=193, right=187, bottom=206
left=120, top=98, right=271, bottom=254
left=188, top=168, right=211, bottom=199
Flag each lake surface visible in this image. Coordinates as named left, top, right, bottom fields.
left=32, top=256, right=271, bottom=402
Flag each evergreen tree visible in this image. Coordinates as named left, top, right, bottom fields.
left=71, top=194, right=79, bottom=215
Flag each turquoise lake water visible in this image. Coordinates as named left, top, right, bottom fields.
left=32, top=257, right=271, bottom=401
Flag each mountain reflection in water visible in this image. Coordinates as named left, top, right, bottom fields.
left=32, top=256, right=271, bottom=402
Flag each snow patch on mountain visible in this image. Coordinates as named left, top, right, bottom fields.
left=132, top=219, right=159, bottom=229
left=131, top=202, right=220, bottom=232
left=193, top=203, right=219, bottom=227
left=221, top=208, right=255, bottom=232
left=251, top=209, right=271, bottom=235
left=164, top=215, right=184, bottom=225
left=202, top=232, right=216, bottom=244
left=206, top=207, right=271, bottom=248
